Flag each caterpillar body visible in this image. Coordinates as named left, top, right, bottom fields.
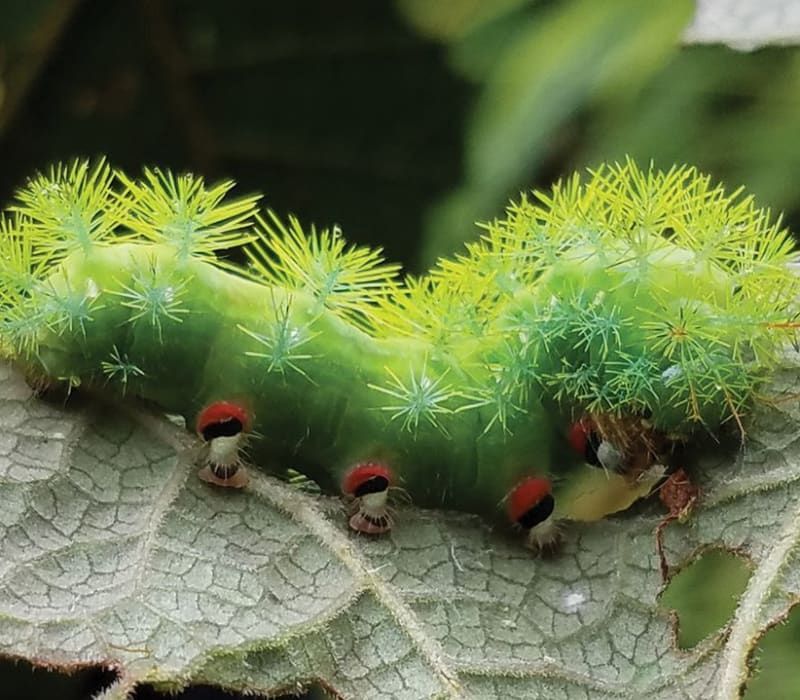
left=1, top=159, right=797, bottom=549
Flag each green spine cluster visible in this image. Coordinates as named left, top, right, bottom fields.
left=0, top=159, right=797, bottom=525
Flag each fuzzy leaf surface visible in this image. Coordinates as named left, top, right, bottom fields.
left=1, top=358, right=800, bottom=699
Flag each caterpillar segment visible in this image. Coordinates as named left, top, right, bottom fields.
left=1, top=158, right=798, bottom=551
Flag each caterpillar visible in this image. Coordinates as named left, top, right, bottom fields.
left=1, top=158, right=797, bottom=550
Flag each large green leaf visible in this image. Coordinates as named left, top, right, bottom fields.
left=2, top=356, right=800, bottom=699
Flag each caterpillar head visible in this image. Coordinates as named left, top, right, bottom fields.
left=342, top=462, right=393, bottom=534
left=196, top=400, right=251, bottom=488
left=507, top=477, right=560, bottom=551
left=568, top=418, right=625, bottom=473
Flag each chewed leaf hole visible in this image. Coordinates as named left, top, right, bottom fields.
left=0, top=656, right=116, bottom=700
left=659, top=548, right=750, bottom=649
left=744, top=603, right=800, bottom=699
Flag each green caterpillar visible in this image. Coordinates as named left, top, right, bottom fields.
left=1, top=159, right=797, bottom=549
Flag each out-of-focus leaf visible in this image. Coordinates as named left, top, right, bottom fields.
left=468, top=0, right=692, bottom=211
left=420, top=0, right=693, bottom=264
left=393, top=0, right=530, bottom=42
left=447, top=4, right=544, bottom=83
left=660, top=550, right=751, bottom=649
left=745, top=604, right=800, bottom=699
left=0, top=0, right=60, bottom=41
left=0, top=0, right=81, bottom=135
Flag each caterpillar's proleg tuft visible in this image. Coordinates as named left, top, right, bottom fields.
left=196, top=401, right=251, bottom=488
left=343, top=463, right=394, bottom=534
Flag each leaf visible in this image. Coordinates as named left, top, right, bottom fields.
left=2, top=356, right=800, bottom=699
left=418, top=0, right=695, bottom=264
left=466, top=0, right=692, bottom=202
left=393, top=0, right=529, bottom=42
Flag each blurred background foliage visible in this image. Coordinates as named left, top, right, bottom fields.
left=2, top=1, right=800, bottom=698
left=399, top=0, right=800, bottom=263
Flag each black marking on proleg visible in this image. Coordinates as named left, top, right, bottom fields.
left=354, top=475, right=389, bottom=498
left=517, top=494, right=555, bottom=529
left=364, top=513, right=390, bottom=528
left=210, top=462, right=239, bottom=480
left=201, top=417, right=244, bottom=441
left=585, top=431, right=603, bottom=467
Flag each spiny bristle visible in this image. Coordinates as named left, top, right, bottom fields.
left=39, top=269, right=103, bottom=338
left=469, top=160, right=797, bottom=290
left=0, top=214, right=42, bottom=306
left=116, top=167, right=261, bottom=262
left=455, top=343, right=534, bottom=435
left=368, top=363, right=458, bottom=437
left=100, top=345, right=146, bottom=396
left=9, top=158, right=123, bottom=261
left=112, top=254, right=190, bottom=343
left=238, top=292, right=318, bottom=380
left=0, top=301, right=45, bottom=358
left=246, top=211, right=401, bottom=329
left=374, top=273, right=491, bottom=347
left=602, top=351, right=660, bottom=409
left=371, top=274, right=435, bottom=338
left=456, top=383, right=521, bottom=436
